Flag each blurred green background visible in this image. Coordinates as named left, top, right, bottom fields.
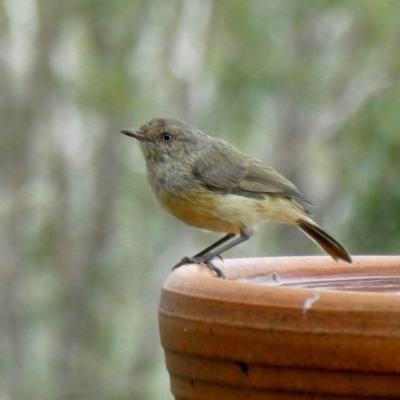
left=1, top=0, right=400, bottom=399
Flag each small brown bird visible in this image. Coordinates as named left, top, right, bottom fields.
left=121, top=117, right=352, bottom=278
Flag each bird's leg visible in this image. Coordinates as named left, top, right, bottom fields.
left=172, top=233, right=250, bottom=278
left=202, top=233, right=250, bottom=261
left=172, top=234, right=235, bottom=275
left=192, top=233, right=237, bottom=259
left=173, top=234, right=235, bottom=267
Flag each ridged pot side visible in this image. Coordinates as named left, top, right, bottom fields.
left=159, top=256, right=400, bottom=400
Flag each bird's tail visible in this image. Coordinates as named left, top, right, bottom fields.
left=297, top=219, right=352, bottom=263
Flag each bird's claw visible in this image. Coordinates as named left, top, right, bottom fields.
left=172, top=256, right=196, bottom=270
left=172, top=256, right=225, bottom=279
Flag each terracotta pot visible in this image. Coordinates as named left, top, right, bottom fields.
left=158, top=256, right=400, bottom=399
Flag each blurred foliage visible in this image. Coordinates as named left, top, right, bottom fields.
left=1, top=0, right=400, bottom=399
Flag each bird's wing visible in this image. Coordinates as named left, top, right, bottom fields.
left=239, top=158, right=309, bottom=203
left=191, top=140, right=248, bottom=189
left=192, top=140, right=309, bottom=204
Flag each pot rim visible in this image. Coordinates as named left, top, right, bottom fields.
left=163, top=256, right=400, bottom=315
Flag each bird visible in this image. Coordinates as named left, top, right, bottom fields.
left=121, top=117, right=352, bottom=278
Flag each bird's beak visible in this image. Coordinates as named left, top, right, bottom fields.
left=120, top=129, right=147, bottom=141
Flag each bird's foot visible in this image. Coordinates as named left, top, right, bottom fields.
left=172, top=256, right=225, bottom=279
left=172, top=256, right=196, bottom=270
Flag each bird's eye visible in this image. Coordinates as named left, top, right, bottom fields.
left=162, top=133, right=173, bottom=142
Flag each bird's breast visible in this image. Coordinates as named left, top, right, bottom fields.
left=156, top=188, right=243, bottom=234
